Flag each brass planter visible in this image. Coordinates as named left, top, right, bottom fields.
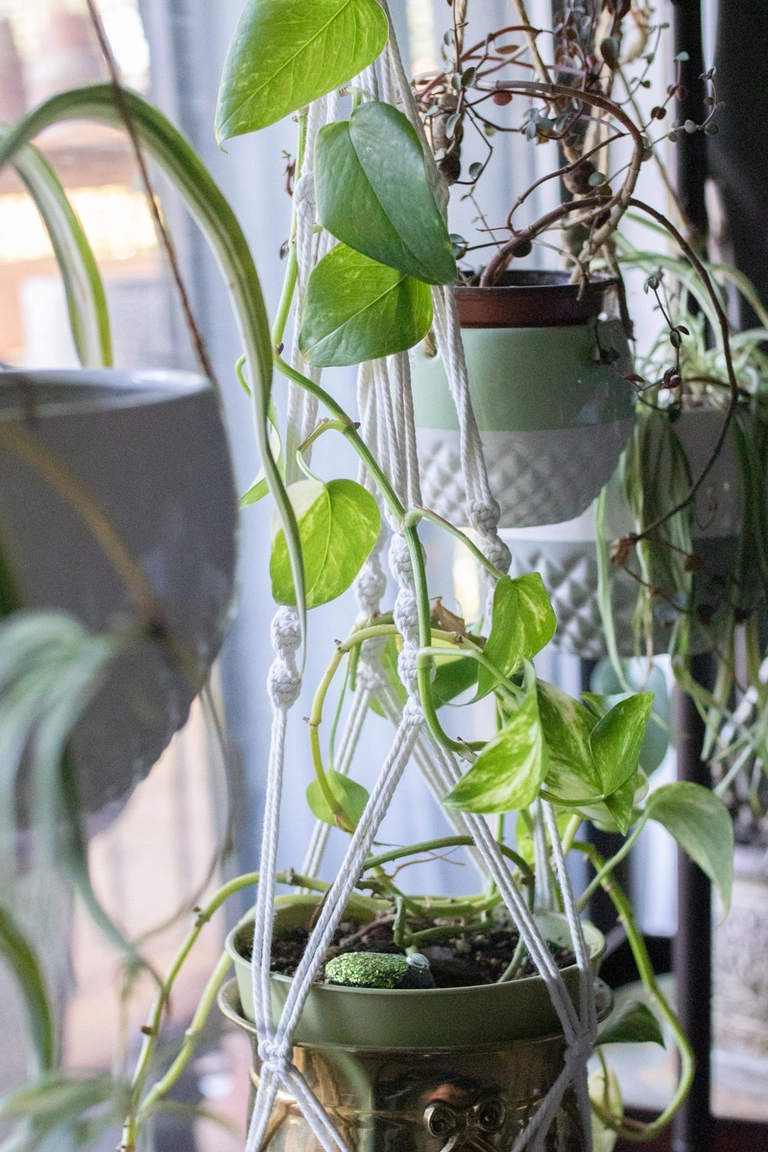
left=220, top=898, right=609, bottom=1150
left=219, top=978, right=612, bottom=1152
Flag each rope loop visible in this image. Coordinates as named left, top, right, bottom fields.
left=258, top=1040, right=292, bottom=1080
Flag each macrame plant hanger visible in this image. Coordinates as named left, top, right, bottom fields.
left=246, top=8, right=599, bottom=1151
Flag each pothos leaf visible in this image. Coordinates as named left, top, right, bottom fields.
left=315, top=101, right=457, bottom=285
left=306, top=769, right=370, bottom=831
left=589, top=1063, right=622, bottom=1152
left=475, top=574, right=555, bottom=701
left=270, top=478, right=380, bottom=608
left=644, top=782, right=734, bottom=912
left=215, top=0, right=389, bottom=140
left=299, top=244, right=433, bottom=367
left=598, top=1000, right=665, bottom=1047
left=589, top=693, right=654, bottom=798
left=443, top=664, right=548, bottom=814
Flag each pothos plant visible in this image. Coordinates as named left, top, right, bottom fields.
left=0, top=1, right=740, bottom=1149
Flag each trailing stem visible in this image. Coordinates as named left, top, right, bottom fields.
left=573, top=842, right=694, bottom=1141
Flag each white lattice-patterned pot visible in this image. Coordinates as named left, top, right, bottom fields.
left=0, top=370, right=237, bottom=817
left=714, top=846, right=768, bottom=1060
left=502, top=407, right=756, bottom=658
left=412, top=272, right=635, bottom=528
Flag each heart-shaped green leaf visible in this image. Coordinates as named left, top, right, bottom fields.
left=270, top=478, right=380, bottom=608
left=590, top=693, right=654, bottom=798
left=299, top=244, right=433, bottom=366
left=306, top=769, right=370, bottom=831
left=645, top=782, right=734, bottom=912
left=432, top=652, right=479, bottom=706
left=443, top=664, right=548, bottom=814
left=475, top=575, right=556, bottom=701
left=538, top=680, right=601, bottom=799
left=598, top=1001, right=665, bottom=1047
left=315, top=101, right=457, bottom=285
left=216, top=0, right=389, bottom=140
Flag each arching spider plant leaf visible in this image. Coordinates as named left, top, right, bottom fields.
left=443, top=663, right=548, bottom=814
left=474, top=574, right=555, bottom=701
left=0, top=127, right=111, bottom=368
left=0, top=906, right=55, bottom=1073
left=315, top=101, right=457, bottom=285
left=216, top=0, right=389, bottom=141
left=0, top=86, right=306, bottom=647
left=299, top=244, right=433, bottom=367
left=270, top=478, right=380, bottom=608
left=0, top=612, right=149, bottom=974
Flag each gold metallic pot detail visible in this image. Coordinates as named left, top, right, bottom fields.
left=219, top=979, right=612, bottom=1152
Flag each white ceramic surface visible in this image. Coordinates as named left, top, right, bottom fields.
left=0, top=370, right=238, bottom=817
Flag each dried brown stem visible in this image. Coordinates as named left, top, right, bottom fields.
left=83, top=0, right=215, bottom=383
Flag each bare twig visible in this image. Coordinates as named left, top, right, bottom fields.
left=83, top=0, right=215, bottom=382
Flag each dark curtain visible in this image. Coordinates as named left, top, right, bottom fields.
left=711, top=0, right=768, bottom=320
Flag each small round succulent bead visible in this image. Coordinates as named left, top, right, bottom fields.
left=324, top=951, right=435, bottom=989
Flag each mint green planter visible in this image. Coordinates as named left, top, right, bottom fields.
left=221, top=896, right=608, bottom=1152
left=412, top=272, right=635, bottom=528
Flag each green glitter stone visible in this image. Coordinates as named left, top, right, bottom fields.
left=324, top=951, right=434, bottom=989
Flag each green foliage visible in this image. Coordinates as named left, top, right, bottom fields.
left=598, top=1000, right=665, bottom=1047
left=299, top=244, right=433, bottom=366
left=538, top=681, right=654, bottom=832
left=215, top=0, right=388, bottom=141
left=315, top=101, right=456, bottom=284
left=444, top=664, right=548, bottom=813
left=0, top=85, right=306, bottom=642
left=0, top=127, right=111, bottom=368
left=432, top=649, right=480, bottom=705
left=645, top=782, right=734, bottom=912
left=474, top=573, right=555, bottom=701
left=240, top=399, right=283, bottom=507
left=0, top=1071, right=128, bottom=1151
left=0, top=612, right=151, bottom=973
left=0, top=907, right=55, bottom=1073
left=590, top=659, right=670, bottom=776
left=589, top=693, right=655, bottom=799
left=306, top=769, right=370, bottom=830
left=270, top=478, right=380, bottom=608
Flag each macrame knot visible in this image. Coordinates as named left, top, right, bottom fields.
left=271, top=607, right=301, bottom=656
left=257, top=1039, right=291, bottom=1079
left=402, top=695, right=424, bottom=727
left=293, top=170, right=316, bottom=212
left=565, top=1034, right=595, bottom=1067
left=268, top=607, right=302, bottom=709
left=355, top=560, right=387, bottom=618
left=466, top=496, right=501, bottom=536
left=465, top=498, right=511, bottom=574
left=483, top=535, right=512, bottom=575
left=388, top=532, right=413, bottom=587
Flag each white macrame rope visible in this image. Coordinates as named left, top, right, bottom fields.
left=247, top=12, right=596, bottom=1146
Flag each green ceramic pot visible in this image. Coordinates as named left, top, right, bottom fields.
left=411, top=271, right=635, bottom=528
left=221, top=896, right=608, bottom=1152
left=225, top=894, right=605, bottom=1049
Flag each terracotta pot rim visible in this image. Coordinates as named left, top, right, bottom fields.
left=455, top=270, right=620, bottom=328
